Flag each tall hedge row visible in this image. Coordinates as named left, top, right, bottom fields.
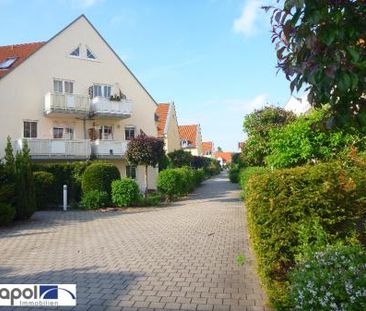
left=244, top=156, right=366, bottom=309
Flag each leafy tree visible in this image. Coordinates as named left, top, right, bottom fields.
left=242, top=106, right=295, bottom=166
left=266, top=106, right=365, bottom=168
left=167, top=149, right=193, bottom=168
left=15, top=140, right=36, bottom=219
left=217, top=146, right=223, bottom=152
left=267, top=1, right=366, bottom=125
left=126, top=135, right=165, bottom=197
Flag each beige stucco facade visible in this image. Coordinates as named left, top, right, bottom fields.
left=163, top=103, right=181, bottom=153
left=0, top=15, right=158, bottom=189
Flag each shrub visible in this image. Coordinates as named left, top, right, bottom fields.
left=33, top=171, right=55, bottom=209
left=111, top=178, right=140, bottom=207
left=82, top=162, right=120, bottom=196
left=0, top=203, right=16, bottom=226
left=239, top=166, right=268, bottom=196
left=167, top=149, right=193, bottom=168
left=81, top=190, right=110, bottom=209
left=157, top=169, right=184, bottom=200
left=229, top=164, right=240, bottom=183
left=176, top=167, right=194, bottom=194
left=289, top=244, right=366, bottom=311
left=193, top=168, right=205, bottom=185
left=245, top=157, right=366, bottom=308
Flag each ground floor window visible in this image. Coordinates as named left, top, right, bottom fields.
left=23, top=121, right=37, bottom=138
left=126, top=165, right=136, bottom=179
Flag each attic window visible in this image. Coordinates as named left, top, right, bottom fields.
left=86, top=48, right=96, bottom=59
left=0, top=57, right=17, bottom=69
left=70, top=47, right=80, bottom=57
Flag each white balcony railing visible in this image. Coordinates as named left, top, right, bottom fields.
left=44, top=92, right=90, bottom=115
left=91, top=140, right=127, bottom=158
left=17, top=139, right=91, bottom=159
left=91, top=97, right=132, bottom=117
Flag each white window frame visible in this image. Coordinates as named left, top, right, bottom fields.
left=53, top=79, right=74, bottom=94
left=86, top=46, right=97, bottom=60
left=125, top=126, right=135, bottom=141
left=69, top=45, right=81, bottom=58
left=126, top=165, right=136, bottom=179
left=23, top=120, right=38, bottom=138
left=52, top=127, right=74, bottom=140
left=100, top=125, right=113, bottom=140
left=93, top=84, right=111, bottom=98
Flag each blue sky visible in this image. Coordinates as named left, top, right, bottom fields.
left=0, top=0, right=293, bottom=151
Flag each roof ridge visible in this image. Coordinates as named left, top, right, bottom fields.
left=0, top=41, right=46, bottom=49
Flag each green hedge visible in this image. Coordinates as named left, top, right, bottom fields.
left=81, top=190, right=110, bottom=209
left=0, top=203, right=16, bottom=226
left=81, top=162, right=120, bottom=196
left=245, top=157, right=366, bottom=309
left=229, top=164, right=240, bottom=183
left=111, top=178, right=140, bottom=207
left=239, top=166, right=268, bottom=196
left=157, top=167, right=204, bottom=200
left=33, top=171, right=55, bottom=209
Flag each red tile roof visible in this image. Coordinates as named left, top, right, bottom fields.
left=0, top=42, right=45, bottom=78
left=202, top=141, right=213, bottom=155
left=214, top=152, right=232, bottom=163
left=179, top=125, right=198, bottom=147
left=156, top=103, right=170, bottom=137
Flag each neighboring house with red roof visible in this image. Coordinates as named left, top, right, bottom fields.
left=178, top=124, right=202, bottom=156
left=202, top=141, right=214, bottom=158
left=214, top=152, right=232, bottom=167
left=0, top=15, right=160, bottom=190
left=155, top=102, right=181, bottom=153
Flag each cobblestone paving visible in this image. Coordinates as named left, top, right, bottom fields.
left=0, top=173, right=269, bottom=311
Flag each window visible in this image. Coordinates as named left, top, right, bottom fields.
left=70, top=47, right=80, bottom=57
left=93, top=84, right=111, bottom=98
left=64, top=128, right=74, bottom=140
left=53, top=127, right=64, bottom=139
left=0, top=57, right=17, bottom=69
left=126, top=165, right=136, bottom=179
left=100, top=125, right=113, bottom=140
left=23, top=121, right=37, bottom=138
left=53, top=79, right=74, bottom=94
left=86, top=48, right=96, bottom=59
left=125, top=126, right=135, bottom=140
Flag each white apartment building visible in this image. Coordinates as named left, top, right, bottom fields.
left=0, top=15, right=159, bottom=189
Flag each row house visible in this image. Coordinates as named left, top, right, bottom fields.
left=202, top=141, right=214, bottom=158
left=0, top=15, right=158, bottom=189
left=178, top=124, right=202, bottom=156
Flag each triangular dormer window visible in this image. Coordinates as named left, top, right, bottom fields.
left=70, top=46, right=80, bottom=57
left=86, top=48, right=96, bottom=59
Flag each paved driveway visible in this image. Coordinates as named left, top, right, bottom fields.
left=0, top=173, right=269, bottom=311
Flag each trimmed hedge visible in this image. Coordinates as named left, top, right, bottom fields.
left=0, top=203, right=16, bottom=226
left=82, top=162, right=120, bottom=196
left=229, top=164, right=240, bottom=183
left=245, top=157, right=366, bottom=309
left=239, top=166, right=268, bottom=196
left=81, top=190, right=110, bottom=209
left=157, top=167, right=204, bottom=200
left=111, top=178, right=140, bottom=207
left=33, top=171, right=55, bottom=209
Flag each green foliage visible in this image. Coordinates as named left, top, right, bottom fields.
left=0, top=203, right=16, bottom=226
left=33, top=161, right=91, bottom=204
left=15, top=140, right=36, bottom=220
left=205, top=159, right=221, bottom=176
left=137, top=193, right=162, bottom=206
left=81, top=162, right=120, bottom=196
left=81, top=190, right=110, bottom=209
left=289, top=244, right=366, bottom=311
left=4, top=136, right=15, bottom=177
left=242, top=106, right=296, bottom=166
left=157, top=169, right=184, bottom=200
left=245, top=157, right=366, bottom=308
left=267, top=107, right=364, bottom=168
left=239, top=166, right=268, bottom=196
left=33, top=171, right=55, bottom=209
left=229, top=164, right=240, bottom=183
left=111, top=178, right=140, bottom=207
left=236, top=254, right=246, bottom=266
left=268, top=1, right=366, bottom=124
left=167, top=149, right=193, bottom=168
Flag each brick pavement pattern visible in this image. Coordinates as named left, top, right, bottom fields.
left=0, top=173, right=270, bottom=311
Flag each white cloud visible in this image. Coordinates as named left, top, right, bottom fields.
left=233, top=0, right=263, bottom=36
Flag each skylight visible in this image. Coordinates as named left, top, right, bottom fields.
left=0, top=57, right=17, bottom=69
left=86, top=48, right=96, bottom=59
left=70, top=47, right=80, bottom=57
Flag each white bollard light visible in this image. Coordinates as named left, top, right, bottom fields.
left=63, top=184, right=68, bottom=211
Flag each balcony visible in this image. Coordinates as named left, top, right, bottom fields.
left=91, top=140, right=127, bottom=159
left=90, top=97, right=132, bottom=119
left=16, top=139, right=91, bottom=160
left=44, top=92, right=90, bottom=117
